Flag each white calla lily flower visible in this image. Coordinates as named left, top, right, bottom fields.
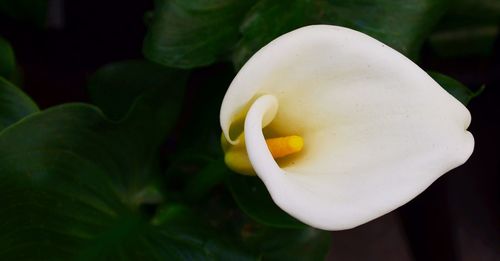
left=220, top=25, right=474, bottom=230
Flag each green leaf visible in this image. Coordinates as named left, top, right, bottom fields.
left=162, top=64, right=235, bottom=197
left=0, top=0, right=48, bottom=27
left=242, top=224, right=331, bottom=261
left=88, top=60, right=193, bottom=201
left=88, top=59, right=187, bottom=121
left=144, top=0, right=449, bottom=69
left=0, top=37, right=22, bottom=86
left=227, top=174, right=306, bottom=229
left=318, top=0, right=448, bottom=60
left=429, top=0, right=500, bottom=57
left=177, top=64, right=235, bottom=157
left=430, top=25, right=498, bottom=57
left=0, top=77, right=38, bottom=132
left=143, top=0, right=254, bottom=69
left=152, top=204, right=256, bottom=261
left=184, top=159, right=230, bottom=201
left=0, top=61, right=216, bottom=258
left=86, top=59, right=188, bottom=195
left=232, top=0, right=312, bottom=69
left=0, top=103, right=254, bottom=259
left=234, top=0, right=449, bottom=68
left=429, top=71, right=484, bottom=106
left=0, top=37, right=15, bottom=80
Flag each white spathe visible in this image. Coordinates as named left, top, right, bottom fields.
left=220, top=25, right=474, bottom=230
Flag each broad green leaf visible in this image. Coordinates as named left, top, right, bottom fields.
left=143, top=0, right=254, bottom=69
left=227, top=174, right=306, bottom=229
left=0, top=0, right=48, bottom=27
left=0, top=65, right=211, bottom=258
left=0, top=77, right=38, bottom=132
left=234, top=0, right=448, bottom=68
left=429, top=0, right=500, bottom=57
left=429, top=71, right=484, bottom=106
left=0, top=37, right=16, bottom=81
left=0, top=103, right=254, bottom=260
left=88, top=59, right=186, bottom=121
left=86, top=59, right=188, bottom=192
left=242, top=224, right=331, bottom=261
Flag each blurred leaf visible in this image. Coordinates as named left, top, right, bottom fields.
left=184, top=159, right=230, bottom=201
left=242, top=224, right=331, bottom=260
left=227, top=174, right=306, bottom=229
left=0, top=0, right=48, bottom=27
left=429, top=71, right=484, bottom=106
left=0, top=37, right=16, bottom=81
left=177, top=64, right=235, bottom=157
left=429, top=0, right=500, bottom=57
left=150, top=204, right=256, bottom=261
left=0, top=36, right=22, bottom=84
left=0, top=102, right=254, bottom=259
left=0, top=77, right=38, bottom=131
left=430, top=26, right=498, bottom=57
left=152, top=203, right=193, bottom=225
left=234, top=0, right=449, bottom=68
left=88, top=59, right=187, bottom=121
left=158, top=65, right=234, bottom=199
left=143, top=0, right=254, bottom=68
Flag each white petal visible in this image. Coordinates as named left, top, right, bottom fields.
left=221, top=25, right=474, bottom=230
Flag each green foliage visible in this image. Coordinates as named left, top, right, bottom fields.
left=0, top=60, right=241, bottom=259
left=242, top=224, right=331, bottom=260
left=0, top=100, right=254, bottom=259
left=228, top=174, right=306, bottom=229
left=430, top=71, right=484, bottom=105
left=312, top=0, right=448, bottom=61
left=235, top=0, right=449, bottom=67
left=184, top=159, right=230, bottom=201
left=174, top=64, right=235, bottom=157
left=429, top=0, right=500, bottom=57
left=0, top=37, right=15, bottom=80
left=88, top=60, right=187, bottom=121
left=143, top=0, right=255, bottom=68
left=0, top=77, right=38, bottom=131
left=232, top=0, right=312, bottom=69
left=86, top=60, right=188, bottom=188
left=144, top=0, right=449, bottom=69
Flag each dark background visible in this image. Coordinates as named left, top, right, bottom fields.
left=0, top=1, right=498, bottom=260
